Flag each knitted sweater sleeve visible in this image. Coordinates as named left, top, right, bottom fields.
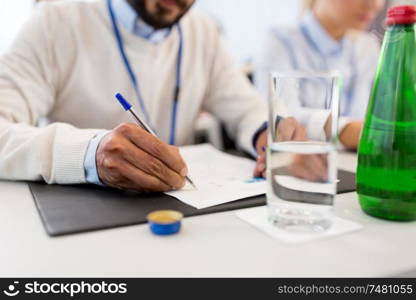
left=0, top=4, right=100, bottom=184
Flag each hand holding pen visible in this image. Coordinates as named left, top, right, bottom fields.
left=115, top=93, right=196, bottom=189
left=94, top=94, right=193, bottom=192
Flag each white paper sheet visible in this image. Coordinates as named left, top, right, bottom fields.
left=236, top=206, right=363, bottom=244
left=166, top=144, right=266, bottom=209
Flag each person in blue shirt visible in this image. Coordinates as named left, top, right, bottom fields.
left=254, top=0, right=385, bottom=150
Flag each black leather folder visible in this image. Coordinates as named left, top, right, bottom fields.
left=29, top=170, right=356, bottom=237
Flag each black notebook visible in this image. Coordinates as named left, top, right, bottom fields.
left=29, top=169, right=356, bottom=237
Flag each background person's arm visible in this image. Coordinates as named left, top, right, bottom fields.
left=254, top=30, right=368, bottom=150
left=253, top=30, right=333, bottom=143
left=334, top=33, right=380, bottom=150
left=345, top=33, right=380, bottom=120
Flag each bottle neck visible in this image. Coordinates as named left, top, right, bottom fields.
left=387, top=23, right=415, bottom=32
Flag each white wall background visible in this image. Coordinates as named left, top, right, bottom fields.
left=4, top=0, right=416, bottom=64
left=0, top=0, right=301, bottom=64
left=0, top=0, right=33, bottom=54
left=195, top=0, right=301, bottom=64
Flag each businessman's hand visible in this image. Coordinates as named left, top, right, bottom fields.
left=96, top=123, right=187, bottom=192
left=253, top=117, right=306, bottom=178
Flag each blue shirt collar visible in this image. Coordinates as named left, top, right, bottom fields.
left=112, top=0, right=171, bottom=43
left=301, top=12, right=347, bottom=57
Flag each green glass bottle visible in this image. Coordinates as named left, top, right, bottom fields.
left=357, top=6, right=416, bottom=221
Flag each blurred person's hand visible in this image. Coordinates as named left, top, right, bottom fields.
left=96, top=123, right=187, bottom=192
left=253, top=117, right=306, bottom=178
left=324, top=115, right=363, bottom=150
left=339, top=121, right=363, bottom=150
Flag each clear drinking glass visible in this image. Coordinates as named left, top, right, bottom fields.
left=267, top=71, right=341, bottom=232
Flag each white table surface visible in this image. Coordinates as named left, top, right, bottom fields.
left=1, top=152, right=415, bottom=277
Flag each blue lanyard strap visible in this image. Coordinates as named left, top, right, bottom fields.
left=170, top=24, right=183, bottom=145
left=107, top=0, right=183, bottom=145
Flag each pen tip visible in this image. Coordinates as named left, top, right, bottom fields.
left=186, top=176, right=197, bottom=190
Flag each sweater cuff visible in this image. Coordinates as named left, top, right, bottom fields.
left=51, top=127, right=101, bottom=184
left=84, top=130, right=110, bottom=185
left=251, top=116, right=284, bottom=154
left=252, top=121, right=268, bottom=153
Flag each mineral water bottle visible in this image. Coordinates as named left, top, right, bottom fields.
left=357, top=6, right=416, bottom=220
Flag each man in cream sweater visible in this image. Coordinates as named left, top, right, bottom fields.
left=0, top=0, right=303, bottom=191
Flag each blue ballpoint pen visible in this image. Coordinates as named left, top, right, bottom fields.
left=115, top=93, right=197, bottom=189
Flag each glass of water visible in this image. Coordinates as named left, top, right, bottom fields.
left=267, top=71, right=341, bottom=232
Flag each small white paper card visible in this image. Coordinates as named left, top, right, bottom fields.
left=236, top=206, right=363, bottom=244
